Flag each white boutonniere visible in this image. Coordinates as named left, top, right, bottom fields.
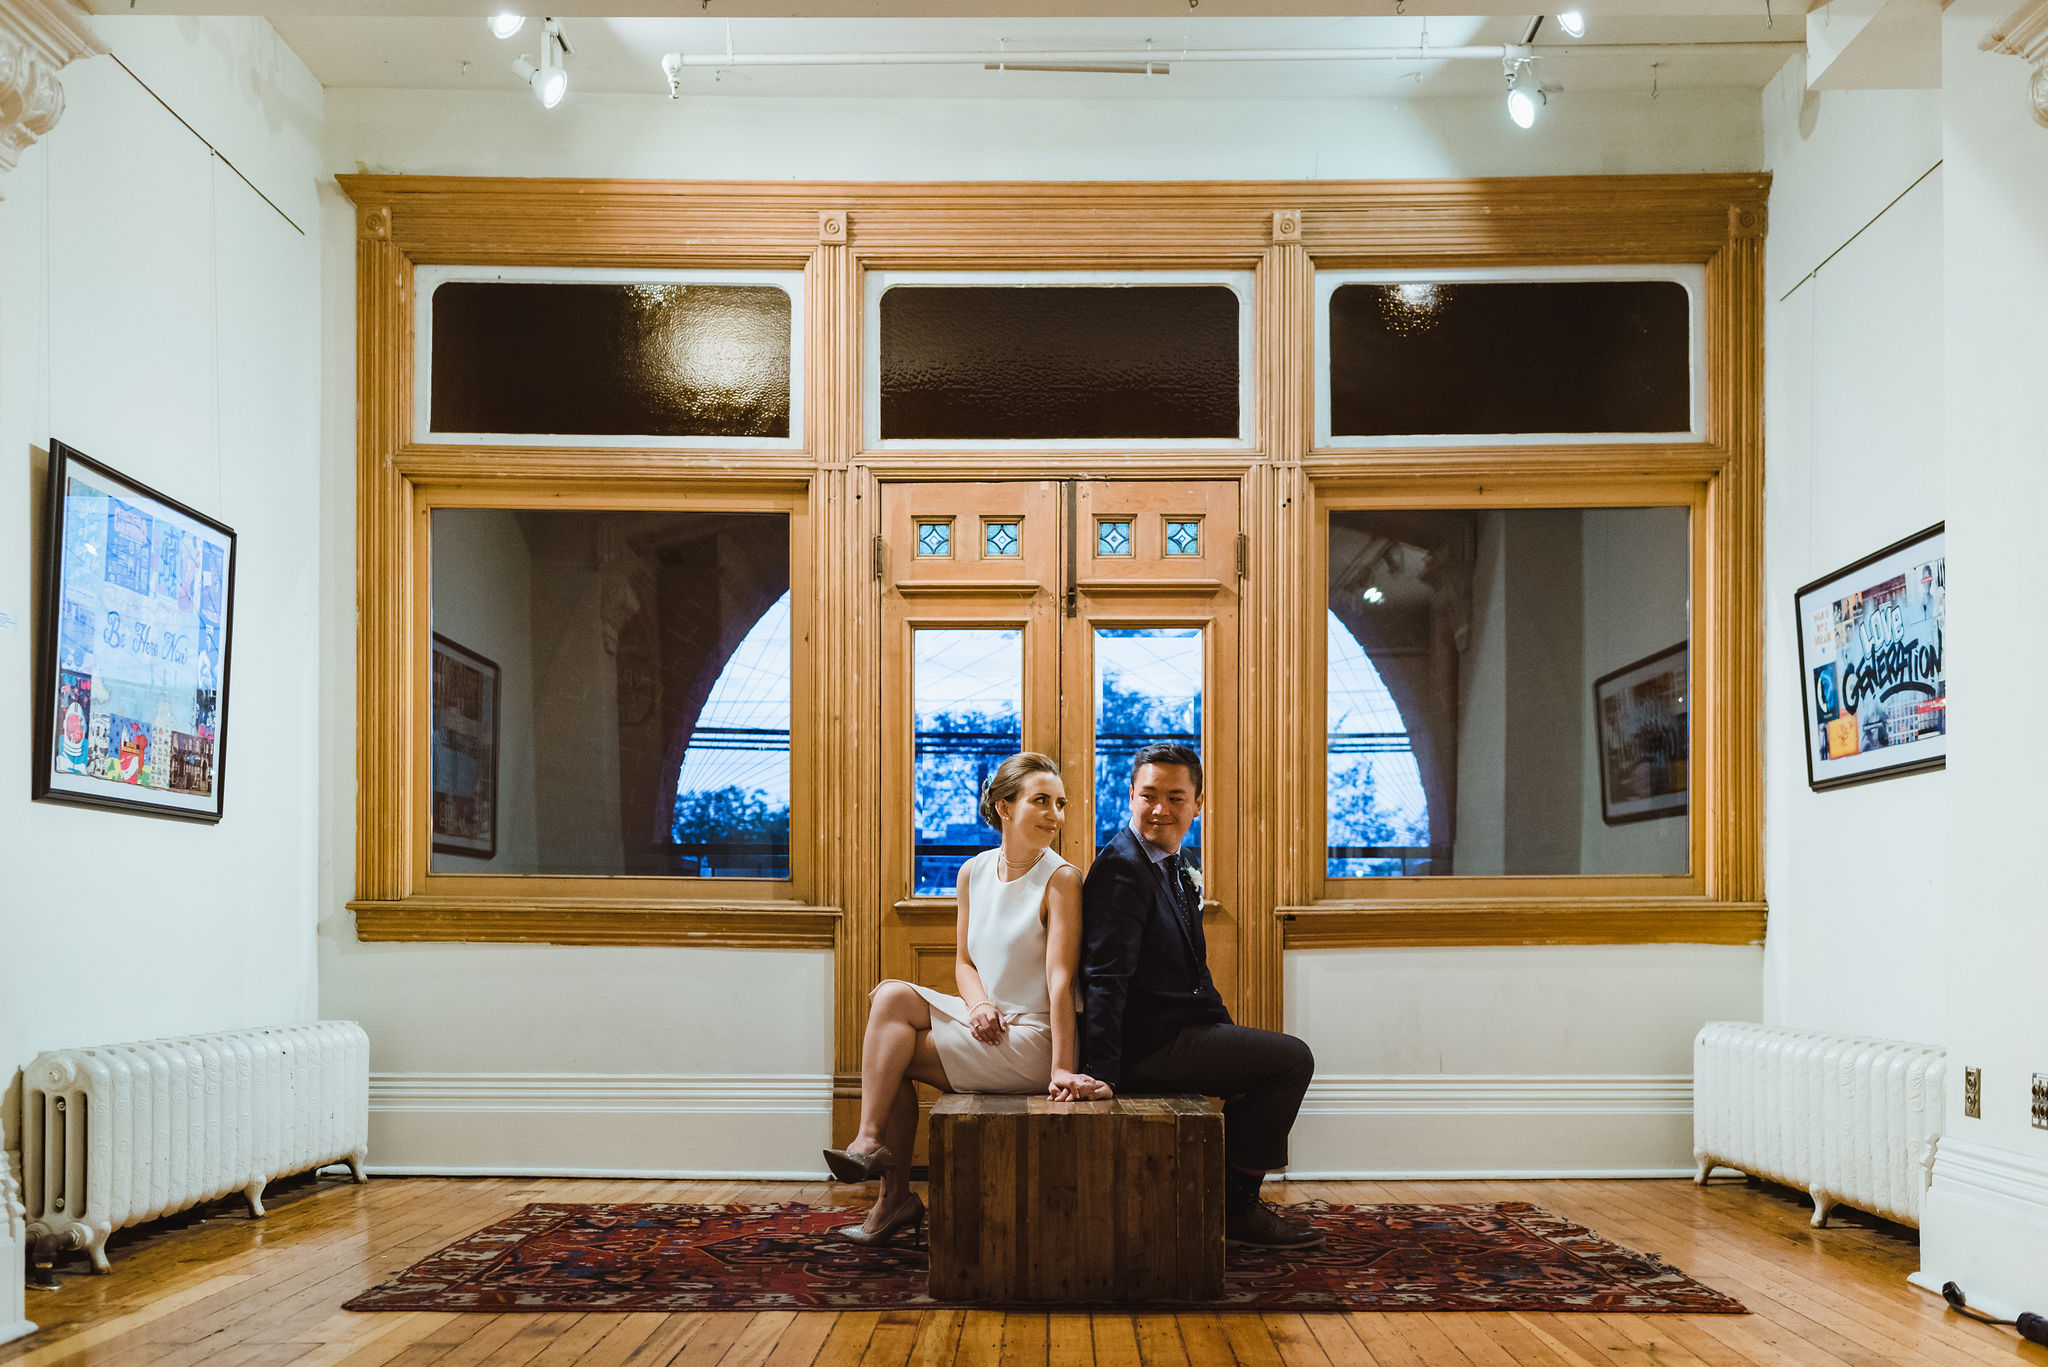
left=1184, top=864, right=1203, bottom=895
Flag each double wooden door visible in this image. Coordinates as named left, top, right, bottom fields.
left=876, top=479, right=1242, bottom=1042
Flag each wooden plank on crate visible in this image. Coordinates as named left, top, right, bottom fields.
left=1169, top=1098, right=1225, bottom=1301
left=928, top=1094, right=1222, bottom=1304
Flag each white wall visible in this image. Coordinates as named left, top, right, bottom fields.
left=1757, top=56, right=1946, bottom=1043
left=428, top=508, right=538, bottom=874
left=0, top=14, right=322, bottom=1338
left=1580, top=506, right=1691, bottom=875
left=1914, top=0, right=2048, bottom=1316
left=316, top=79, right=1770, bottom=1178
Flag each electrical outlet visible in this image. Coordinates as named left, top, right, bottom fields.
left=2034, top=1074, right=2048, bottom=1131
left=1965, top=1067, right=1982, bottom=1119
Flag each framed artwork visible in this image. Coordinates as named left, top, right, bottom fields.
left=431, top=633, right=499, bottom=858
left=33, top=440, right=237, bottom=822
left=1795, top=523, right=1946, bottom=791
left=1593, top=642, right=1689, bottom=825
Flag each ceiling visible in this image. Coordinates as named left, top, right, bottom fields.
left=259, top=13, right=1799, bottom=100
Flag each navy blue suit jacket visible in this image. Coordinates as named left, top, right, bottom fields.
left=1079, top=825, right=1231, bottom=1088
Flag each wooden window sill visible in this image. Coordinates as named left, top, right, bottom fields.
left=347, top=897, right=841, bottom=949
left=1275, top=898, right=1766, bottom=948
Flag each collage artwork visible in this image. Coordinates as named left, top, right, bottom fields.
left=1803, top=549, right=1946, bottom=784
left=48, top=466, right=231, bottom=808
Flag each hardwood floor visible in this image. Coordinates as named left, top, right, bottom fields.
left=5, top=1173, right=2037, bottom=1367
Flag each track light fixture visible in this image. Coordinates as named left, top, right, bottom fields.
left=512, top=17, right=570, bottom=109
left=1504, top=58, right=1541, bottom=128
left=488, top=13, right=525, bottom=40
left=1555, top=11, right=1586, bottom=37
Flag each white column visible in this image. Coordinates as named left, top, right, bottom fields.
left=1980, top=0, right=2048, bottom=125
left=0, top=0, right=105, bottom=195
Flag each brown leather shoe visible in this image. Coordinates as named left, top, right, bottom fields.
left=1225, top=1201, right=1327, bottom=1249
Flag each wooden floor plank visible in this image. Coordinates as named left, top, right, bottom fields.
left=3, top=1176, right=2026, bottom=1367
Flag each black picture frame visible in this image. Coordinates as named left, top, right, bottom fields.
left=1793, top=522, right=1946, bottom=792
left=431, top=633, right=500, bottom=860
left=1592, top=642, right=1690, bottom=826
left=32, top=439, right=238, bottom=822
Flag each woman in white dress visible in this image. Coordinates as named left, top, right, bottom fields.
left=822, top=752, right=1112, bottom=1243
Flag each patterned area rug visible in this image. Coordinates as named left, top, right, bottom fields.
left=344, top=1201, right=1745, bottom=1314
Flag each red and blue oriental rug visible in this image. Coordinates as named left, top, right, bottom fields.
left=344, top=1200, right=1745, bottom=1314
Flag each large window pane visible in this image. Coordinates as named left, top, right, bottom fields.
left=1095, top=628, right=1204, bottom=863
left=430, top=281, right=792, bottom=438
left=429, top=508, right=791, bottom=877
left=914, top=629, right=1024, bottom=896
left=1327, top=507, right=1689, bottom=877
left=879, top=285, right=1240, bottom=440
left=1328, top=280, right=1690, bottom=437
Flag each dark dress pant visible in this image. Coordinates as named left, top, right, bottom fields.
left=1119, top=1023, right=1314, bottom=1172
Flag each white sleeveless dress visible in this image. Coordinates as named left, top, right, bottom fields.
left=906, top=847, right=1066, bottom=1094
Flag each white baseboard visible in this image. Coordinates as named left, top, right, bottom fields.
left=1912, top=1135, right=2048, bottom=1321
left=369, top=1073, right=833, bottom=1177
left=1290, top=1074, right=1696, bottom=1180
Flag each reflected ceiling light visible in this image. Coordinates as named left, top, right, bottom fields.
left=1556, top=11, right=1586, bottom=37
left=513, top=18, right=569, bottom=109
left=488, top=13, right=525, bottom=39
left=1362, top=586, right=1386, bottom=605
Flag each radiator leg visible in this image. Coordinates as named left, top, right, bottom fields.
left=84, top=1229, right=111, bottom=1275
left=1693, top=1153, right=1715, bottom=1184
left=244, top=1180, right=268, bottom=1219
left=1809, top=1187, right=1835, bottom=1228
left=346, top=1151, right=370, bottom=1184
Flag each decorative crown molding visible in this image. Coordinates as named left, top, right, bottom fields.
left=1981, top=0, right=2048, bottom=127
left=0, top=0, right=104, bottom=190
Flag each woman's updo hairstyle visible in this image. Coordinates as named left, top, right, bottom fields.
left=979, top=752, right=1060, bottom=829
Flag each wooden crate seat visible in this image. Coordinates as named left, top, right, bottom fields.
left=925, top=1093, right=1224, bottom=1303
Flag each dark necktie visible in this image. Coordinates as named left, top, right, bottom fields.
left=1165, top=853, right=1198, bottom=930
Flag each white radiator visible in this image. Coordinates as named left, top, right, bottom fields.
left=21, top=1021, right=370, bottom=1272
left=1692, top=1020, right=1945, bottom=1228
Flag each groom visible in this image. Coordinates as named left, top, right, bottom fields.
left=1079, top=742, right=1323, bottom=1248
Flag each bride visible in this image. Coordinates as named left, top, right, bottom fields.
left=822, top=751, right=1111, bottom=1243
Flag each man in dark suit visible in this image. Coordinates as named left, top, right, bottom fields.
left=1079, top=742, right=1322, bottom=1248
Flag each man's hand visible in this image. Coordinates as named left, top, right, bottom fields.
left=1048, top=1069, right=1114, bottom=1101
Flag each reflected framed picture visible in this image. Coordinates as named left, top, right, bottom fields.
left=1795, top=523, right=1945, bottom=791
left=33, top=440, right=236, bottom=821
left=1593, top=642, right=1689, bottom=825
left=431, top=633, right=499, bottom=858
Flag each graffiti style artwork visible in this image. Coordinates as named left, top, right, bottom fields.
left=431, top=634, right=499, bottom=859
left=33, top=441, right=237, bottom=820
left=1593, top=643, right=1689, bottom=825
left=1795, top=524, right=1946, bottom=791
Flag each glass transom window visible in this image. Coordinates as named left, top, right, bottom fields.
left=866, top=270, right=1255, bottom=448
left=415, top=266, right=805, bottom=449
left=1314, top=267, right=1704, bottom=447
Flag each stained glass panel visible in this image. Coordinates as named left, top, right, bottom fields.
left=916, top=522, right=952, bottom=558
left=1166, top=521, right=1201, bottom=557
left=984, top=521, right=1020, bottom=558
left=1098, top=521, right=1133, bottom=557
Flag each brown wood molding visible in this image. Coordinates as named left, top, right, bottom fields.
left=349, top=898, right=841, bottom=949
left=337, top=174, right=1770, bottom=263
left=1277, top=901, right=1769, bottom=948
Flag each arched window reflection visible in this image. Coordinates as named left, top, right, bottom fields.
left=672, top=591, right=791, bottom=878
left=1327, top=610, right=1431, bottom=876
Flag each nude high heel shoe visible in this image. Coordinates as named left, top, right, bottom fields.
left=822, top=1143, right=897, bottom=1184
left=836, top=1192, right=924, bottom=1246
